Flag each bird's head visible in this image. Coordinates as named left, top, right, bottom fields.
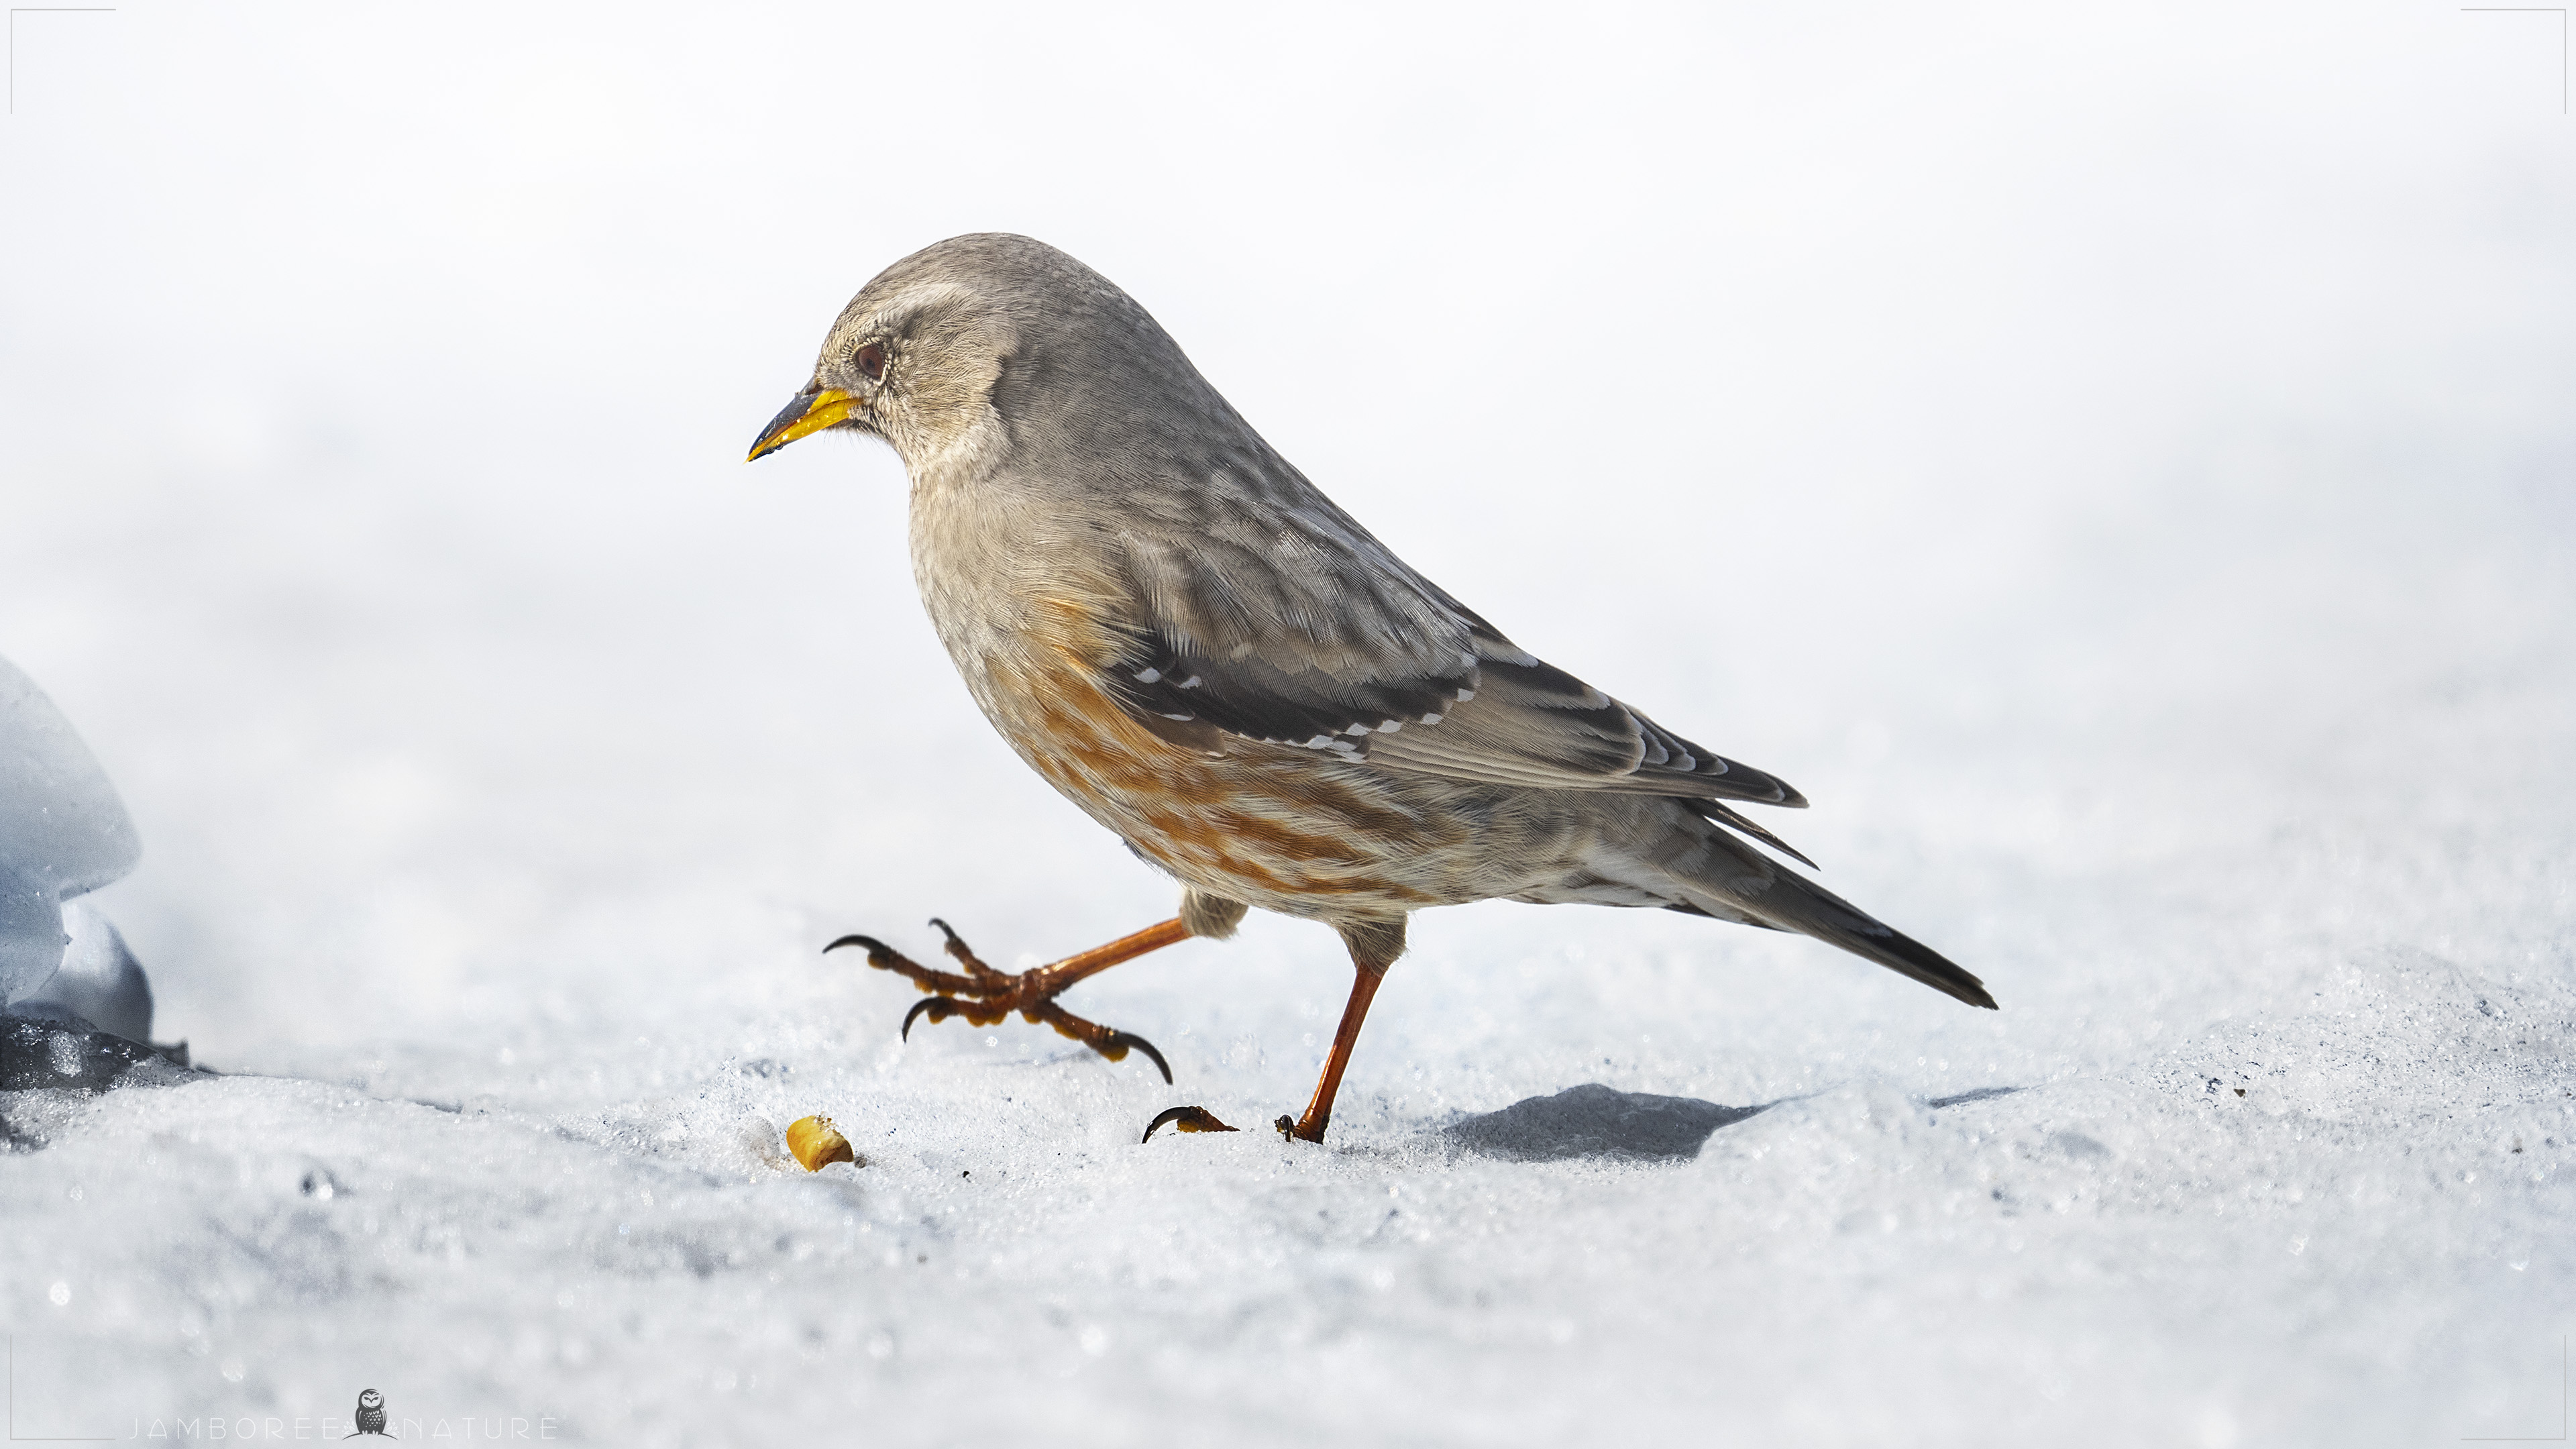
left=747, top=233, right=1209, bottom=480
left=357, top=1390, right=383, bottom=1409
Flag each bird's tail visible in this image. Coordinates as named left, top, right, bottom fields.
left=1666, top=821, right=1996, bottom=1010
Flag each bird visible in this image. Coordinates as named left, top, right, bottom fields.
left=749, top=233, right=1994, bottom=1145
left=347, top=1389, right=388, bottom=1438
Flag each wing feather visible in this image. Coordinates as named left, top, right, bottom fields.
left=1104, top=480, right=1805, bottom=812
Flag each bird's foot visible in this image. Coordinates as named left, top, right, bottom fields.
left=1136, top=1106, right=1320, bottom=1144
left=824, top=918, right=1178, bottom=1083
left=1140, top=1106, right=1239, bottom=1142
left=1273, top=1112, right=1330, bottom=1143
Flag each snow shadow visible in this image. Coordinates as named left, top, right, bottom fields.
left=1442, top=1082, right=1768, bottom=1163
left=1925, top=1085, right=2023, bottom=1109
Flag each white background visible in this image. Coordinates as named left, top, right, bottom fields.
left=3, top=3, right=2571, bottom=1445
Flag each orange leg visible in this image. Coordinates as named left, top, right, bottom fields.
left=1274, top=962, right=1387, bottom=1143
left=1143, top=920, right=1405, bottom=1146
left=825, top=917, right=1193, bottom=1082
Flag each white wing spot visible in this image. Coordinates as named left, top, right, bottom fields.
left=1418, top=712, right=1442, bottom=726
left=1456, top=688, right=1476, bottom=702
left=1179, top=676, right=1201, bottom=689
left=1377, top=720, right=1403, bottom=734
left=1134, top=667, right=1163, bottom=684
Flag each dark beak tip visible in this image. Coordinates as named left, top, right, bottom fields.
left=749, top=392, right=824, bottom=462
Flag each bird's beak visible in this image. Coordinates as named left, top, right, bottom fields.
left=746, top=386, right=861, bottom=462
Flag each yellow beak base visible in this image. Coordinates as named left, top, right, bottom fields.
left=747, top=387, right=861, bottom=462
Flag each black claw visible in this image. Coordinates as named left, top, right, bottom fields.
left=900, top=996, right=957, bottom=1041
left=1096, top=1031, right=1173, bottom=1084
left=1142, top=1106, right=1240, bottom=1143
left=1274, top=1114, right=1297, bottom=1140
left=822, top=933, right=889, bottom=956
left=925, top=916, right=1000, bottom=975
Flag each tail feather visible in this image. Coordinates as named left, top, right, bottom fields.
left=1672, top=827, right=1996, bottom=1010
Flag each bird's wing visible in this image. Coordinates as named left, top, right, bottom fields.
left=1108, top=490, right=1805, bottom=811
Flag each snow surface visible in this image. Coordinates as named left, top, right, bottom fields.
left=3, top=3, right=2573, bottom=1446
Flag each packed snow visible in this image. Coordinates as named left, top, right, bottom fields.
left=3, top=4, right=2571, bottom=1446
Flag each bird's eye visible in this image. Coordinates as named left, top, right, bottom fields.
left=853, top=342, right=887, bottom=382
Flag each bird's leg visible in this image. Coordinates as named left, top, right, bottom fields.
left=1144, top=918, right=1404, bottom=1148
left=1273, top=959, right=1389, bottom=1144
left=823, top=917, right=1193, bottom=1082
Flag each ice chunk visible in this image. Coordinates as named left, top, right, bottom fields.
left=0, top=655, right=142, bottom=1001
left=0, top=655, right=142, bottom=895
left=0, top=863, right=65, bottom=1007
left=13, top=898, right=153, bottom=1042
